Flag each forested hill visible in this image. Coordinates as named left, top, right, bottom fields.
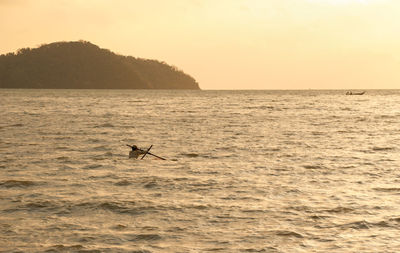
left=0, top=41, right=200, bottom=89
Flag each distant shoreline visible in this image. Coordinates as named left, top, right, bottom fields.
left=0, top=41, right=200, bottom=90
left=1, top=88, right=398, bottom=92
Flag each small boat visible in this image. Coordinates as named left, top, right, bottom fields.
left=346, top=91, right=365, bottom=95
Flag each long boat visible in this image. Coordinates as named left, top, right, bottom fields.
left=346, top=91, right=365, bottom=95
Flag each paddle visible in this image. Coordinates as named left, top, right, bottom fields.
left=126, top=144, right=167, bottom=160
left=141, top=145, right=153, bottom=160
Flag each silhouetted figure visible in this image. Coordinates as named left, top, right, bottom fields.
left=127, top=144, right=166, bottom=160
left=129, top=145, right=145, bottom=159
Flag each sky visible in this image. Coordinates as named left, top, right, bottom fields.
left=1, top=0, right=399, bottom=90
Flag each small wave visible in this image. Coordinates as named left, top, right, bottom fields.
left=377, top=114, right=395, bottom=119
left=303, top=164, right=326, bottom=170
left=241, top=209, right=268, bottom=214
left=54, top=146, right=69, bottom=150
left=173, top=177, right=189, bottom=182
left=112, top=224, right=128, bottom=230
left=0, top=180, right=36, bottom=188
left=373, top=187, right=400, bottom=193
left=181, top=153, right=200, bottom=158
left=323, top=206, right=354, bottom=214
left=203, top=247, right=227, bottom=251
left=74, top=201, right=159, bottom=216
left=339, top=220, right=371, bottom=230
left=8, top=123, right=24, bottom=127
left=59, top=165, right=76, bottom=170
left=96, top=123, right=114, bottom=128
left=92, top=145, right=109, bottom=151
left=188, top=181, right=218, bottom=190
left=97, top=202, right=128, bottom=212
left=389, top=217, right=400, bottom=223
left=144, top=181, right=158, bottom=189
left=372, top=146, right=395, bottom=151
left=131, top=250, right=152, bottom=253
left=77, top=236, right=97, bottom=243
left=311, top=131, right=324, bottom=136
left=54, top=136, right=73, bottom=140
left=309, top=215, right=329, bottom=220
left=4, top=200, right=62, bottom=213
left=132, top=234, right=162, bottom=241
left=265, top=147, right=280, bottom=152
left=13, top=199, right=162, bottom=216
left=25, top=200, right=58, bottom=210
left=338, top=220, right=394, bottom=230
left=372, top=221, right=392, bottom=228
left=128, top=99, right=147, bottom=103
left=286, top=205, right=313, bottom=212
left=244, top=105, right=274, bottom=110
left=81, top=164, right=103, bottom=170
left=88, top=173, right=120, bottom=180
left=45, top=244, right=88, bottom=252
left=189, top=204, right=209, bottom=210
left=115, top=180, right=132, bottom=186
left=356, top=117, right=368, bottom=122
left=56, top=156, right=69, bottom=161
left=166, top=226, right=185, bottom=233
left=102, top=112, right=114, bottom=117
left=273, top=230, right=304, bottom=238
left=242, top=247, right=279, bottom=252
left=88, top=138, right=101, bottom=143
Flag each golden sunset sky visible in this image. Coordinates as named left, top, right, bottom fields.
left=1, top=0, right=399, bottom=89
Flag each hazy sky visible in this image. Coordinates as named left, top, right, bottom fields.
left=1, top=0, right=399, bottom=89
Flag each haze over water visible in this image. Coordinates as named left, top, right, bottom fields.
left=1, top=89, right=399, bottom=252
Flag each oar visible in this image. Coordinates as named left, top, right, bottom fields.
left=141, top=145, right=153, bottom=160
left=126, top=144, right=167, bottom=160
left=142, top=151, right=167, bottom=160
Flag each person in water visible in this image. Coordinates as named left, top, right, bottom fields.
left=129, top=145, right=145, bottom=159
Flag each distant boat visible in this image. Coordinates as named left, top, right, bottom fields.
left=346, top=91, right=365, bottom=95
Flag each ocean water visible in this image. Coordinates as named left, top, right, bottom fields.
left=0, top=89, right=399, bottom=252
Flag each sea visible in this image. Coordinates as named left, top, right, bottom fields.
left=0, top=89, right=399, bottom=253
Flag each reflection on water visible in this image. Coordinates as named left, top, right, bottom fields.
left=0, top=89, right=399, bottom=252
